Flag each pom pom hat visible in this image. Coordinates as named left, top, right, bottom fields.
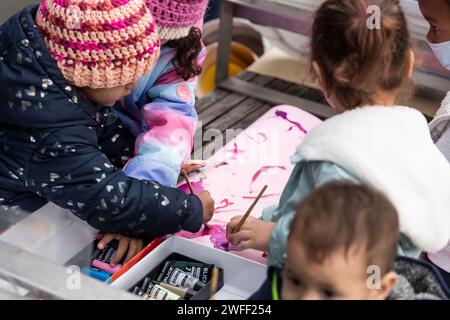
left=36, top=0, right=160, bottom=89
left=146, top=0, right=208, bottom=41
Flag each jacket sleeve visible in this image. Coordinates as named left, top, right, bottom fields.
left=122, top=81, right=198, bottom=187
left=27, top=126, right=203, bottom=236
left=265, top=160, right=359, bottom=268
left=97, top=112, right=136, bottom=169
left=122, top=48, right=206, bottom=187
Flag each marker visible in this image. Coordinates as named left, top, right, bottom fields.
left=92, top=242, right=123, bottom=273
left=108, top=236, right=168, bottom=283
left=82, top=267, right=112, bottom=281
left=92, top=260, right=122, bottom=274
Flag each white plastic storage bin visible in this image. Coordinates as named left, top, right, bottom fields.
left=111, top=236, right=268, bottom=300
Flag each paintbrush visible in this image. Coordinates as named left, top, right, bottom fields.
left=182, top=169, right=211, bottom=230
left=209, top=267, right=220, bottom=300
left=232, top=185, right=268, bottom=234
left=184, top=159, right=208, bottom=166
left=182, top=170, right=195, bottom=194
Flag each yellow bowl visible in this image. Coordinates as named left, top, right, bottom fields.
left=197, top=41, right=258, bottom=97
left=200, top=63, right=244, bottom=94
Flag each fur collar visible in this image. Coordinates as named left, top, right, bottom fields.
left=297, top=106, right=450, bottom=252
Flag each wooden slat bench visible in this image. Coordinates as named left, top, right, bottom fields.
left=194, top=71, right=331, bottom=158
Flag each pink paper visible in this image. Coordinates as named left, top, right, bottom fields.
left=177, top=106, right=322, bottom=264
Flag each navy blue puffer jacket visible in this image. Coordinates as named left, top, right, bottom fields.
left=0, top=5, right=203, bottom=237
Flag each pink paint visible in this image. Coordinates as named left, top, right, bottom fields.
left=226, top=143, right=244, bottom=160
left=250, top=166, right=287, bottom=193
left=244, top=132, right=268, bottom=143
left=177, top=224, right=237, bottom=252
left=275, top=110, right=307, bottom=134
left=214, top=161, right=229, bottom=168
left=258, top=132, right=268, bottom=142
left=177, top=225, right=212, bottom=239
left=178, top=180, right=205, bottom=194
left=215, top=199, right=235, bottom=211
left=209, top=224, right=237, bottom=252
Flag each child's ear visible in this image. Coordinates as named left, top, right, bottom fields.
left=312, top=61, right=328, bottom=94
left=406, top=49, right=415, bottom=79
left=370, top=272, right=397, bottom=300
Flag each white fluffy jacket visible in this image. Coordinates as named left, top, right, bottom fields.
left=297, top=106, right=450, bottom=253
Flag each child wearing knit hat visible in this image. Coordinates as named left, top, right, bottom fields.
left=36, top=0, right=160, bottom=105
left=148, top=0, right=208, bottom=41
left=0, top=0, right=214, bottom=264
left=116, top=0, right=209, bottom=188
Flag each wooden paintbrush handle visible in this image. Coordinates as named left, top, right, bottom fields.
left=209, top=267, right=220, bottom=300
left=232, top=185, right=268, bottom=234
left=182, top=170, right=195, bottom=195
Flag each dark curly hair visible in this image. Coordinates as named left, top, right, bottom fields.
left=166, top=27, right=203, bottom=81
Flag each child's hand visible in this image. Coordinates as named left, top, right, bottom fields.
left=226, top=216, right=275, bottom=252
left=197, top=190, right=215, bottom=223
left=97, top=233, right=144, bottom=266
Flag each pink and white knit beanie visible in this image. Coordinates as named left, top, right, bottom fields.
left=36, top=0, right=160, bottom=89
left=146, top=0, right=208, bottom=41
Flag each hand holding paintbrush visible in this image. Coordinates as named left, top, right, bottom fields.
left=182, top=170, right=214, bottom=227
left=209, top=267, right=220, bottom=300
left=226, top=185, right=271, bottom=251
left=232, top=185, right=268, bottom=234
left=182, top=170, right=195, bottom=194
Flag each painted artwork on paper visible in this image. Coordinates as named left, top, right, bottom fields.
left=176, top=105, right=322, bottom=264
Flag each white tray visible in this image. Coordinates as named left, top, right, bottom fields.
left=111, top=236, right=267, bottom=300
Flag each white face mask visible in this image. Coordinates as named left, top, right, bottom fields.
left=428, top=40, right=450, bottom=70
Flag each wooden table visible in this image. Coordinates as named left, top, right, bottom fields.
left=194, top=71, right=331, bottom=158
